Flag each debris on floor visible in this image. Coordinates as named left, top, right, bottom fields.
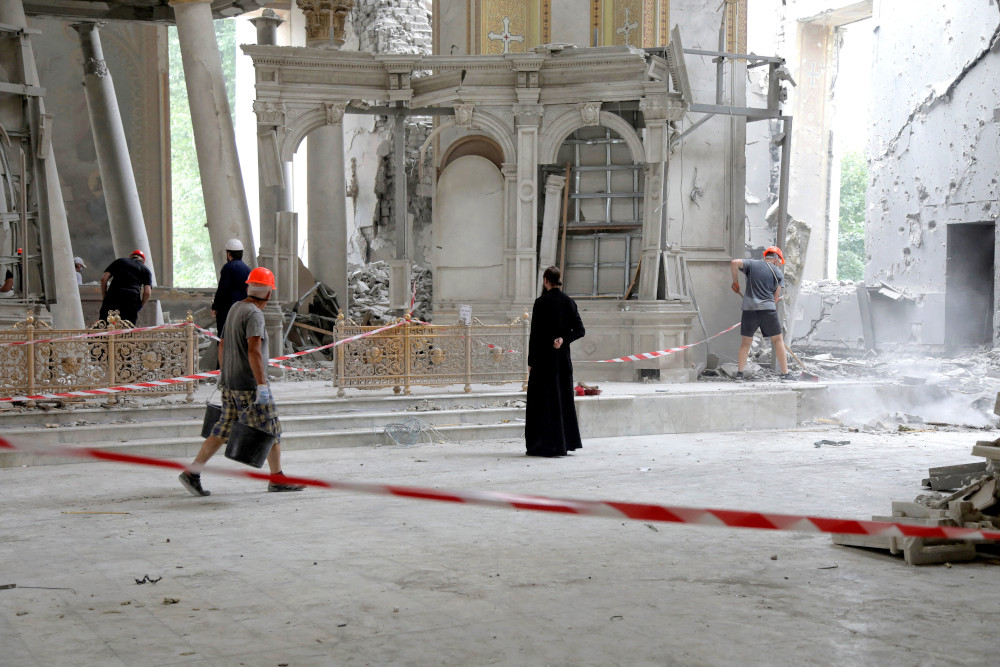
left=833, top=426, right=1000, bottom=565
left=383, top=416, right=450, bottom=446
left=347, top=261, right=432, bottom=325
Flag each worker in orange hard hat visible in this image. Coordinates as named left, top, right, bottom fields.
left=99, top=249, right=152, bottom=325
left=180, top=264, right=305, bottom=496
left=730, top=246, right=790, bottom=381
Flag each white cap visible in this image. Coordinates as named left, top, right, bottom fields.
left=73, top=256, right=86, bottom=268
left=225, top=238, right=244, bottom=252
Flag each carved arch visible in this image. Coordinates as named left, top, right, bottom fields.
left=275, top=104, right=348, bottom=162
left=538, top=109, right=646, bottom=165
left=463, top=110, right=516, bottom=164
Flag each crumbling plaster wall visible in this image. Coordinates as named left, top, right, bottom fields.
left=866, top=1, right=1000, bottom=297
left=344, top=0, right=434, bottom=268
left=785, top=0, right=1000, bottom=353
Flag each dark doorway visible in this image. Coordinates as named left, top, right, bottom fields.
left=945, top=223, right=995, bottom=349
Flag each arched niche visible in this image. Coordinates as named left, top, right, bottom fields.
left=439, top=135, right=504, bottom=174
left=432, top=155, right=505, bottom=305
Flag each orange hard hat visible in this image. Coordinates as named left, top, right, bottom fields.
left=763, top=246, right=785, bottom=265
left=246, top=266, right=276, bottom=289
left=130, top=249, right=145, bottom=262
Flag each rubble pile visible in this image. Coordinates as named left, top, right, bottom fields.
left=833, top=422, right=1000, bottom=565
left=347, top=261, right=433, bottom=324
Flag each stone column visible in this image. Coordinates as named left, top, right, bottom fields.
left=512, top=104, right=544, bottom=310
left=537, top=174, right=566, bottom=295
left=249, top=10, right=286, bottom=262
left=500, top=162, right=519, bottom=301
left=298, top=0, right=352, bottom=311
left=169, top=0, right=255, bottom=274
left=307, top=105, right=348, bottom=309
left=248, top=9, right=288, bottom=362
left=73, top=22, right=163, bottom=324
left=0, top=0, right=84, bottom=328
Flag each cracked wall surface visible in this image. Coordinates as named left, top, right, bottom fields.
left=865, top=0, right=999, bottom=347
left=866, top=2, right=999, bottom=291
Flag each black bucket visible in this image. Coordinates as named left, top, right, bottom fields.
left=200, top=403, right=222, bottom=438
left=225, top=421, right=276, bottom=468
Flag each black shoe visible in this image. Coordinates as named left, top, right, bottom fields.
left=779, top=373, right=794, bottom=382
left=734, top=371, right=745, bottom=381
left=268, top=475, right=305, bottom=492
left=179, top=471, right=210, bottom=497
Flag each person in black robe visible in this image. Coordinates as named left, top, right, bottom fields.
left=525, top=266, right=586, bottom=457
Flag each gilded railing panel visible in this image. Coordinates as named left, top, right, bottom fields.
left=334, top=314, right=529, bottom=396
left=0, top=312, right=197, bottom=403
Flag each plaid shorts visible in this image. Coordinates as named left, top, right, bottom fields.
left=210, top=388, right=282, bottom=441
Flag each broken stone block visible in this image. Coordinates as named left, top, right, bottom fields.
left=923, top=462, right=989, bottom=491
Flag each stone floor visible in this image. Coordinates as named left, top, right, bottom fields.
left=2, top=420, right=998, bottom=666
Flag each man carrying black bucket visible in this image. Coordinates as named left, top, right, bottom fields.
left=179, top=266, right=305, bottom=496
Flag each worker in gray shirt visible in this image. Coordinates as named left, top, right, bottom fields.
left=730, top=246, right=790, bottom=381
left=179, top=266, right=305, bottom=496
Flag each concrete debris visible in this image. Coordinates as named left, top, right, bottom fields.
left=347, top=261, right=432, bottom=324
left=813, top=440, right=850, bottom=447
left=834, top=435, right=1000, bottom=565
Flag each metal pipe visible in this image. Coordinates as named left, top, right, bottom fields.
left=777, top=116, right=793, bottom=250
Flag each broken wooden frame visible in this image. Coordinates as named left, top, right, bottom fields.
left=332, top=314, right=529, bottom=396
left=0, top=312, right=197, bottom=404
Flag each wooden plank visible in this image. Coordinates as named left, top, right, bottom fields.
left=292, top=321, right=334, bottom=336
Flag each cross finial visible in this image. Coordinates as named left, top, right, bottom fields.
left=487, top=16, right=526, bottom=54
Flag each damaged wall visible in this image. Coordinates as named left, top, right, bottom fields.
left=667, top=0, right=750, bottom=363
left=346, top=0, right=435, bottom=269
left=866, top=0, right=1000, bottom=347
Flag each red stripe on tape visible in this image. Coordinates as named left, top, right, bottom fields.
left=3, top=434, right=998, bottom=544
left=581, top=323, right=740, bottom=363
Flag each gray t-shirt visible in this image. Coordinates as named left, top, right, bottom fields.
left=739, top=258, right=784, bottom=311
left=220, top=300, right=268, bottom=390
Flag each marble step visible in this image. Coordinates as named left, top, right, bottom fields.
left=0, top=420, right=527, bottom=467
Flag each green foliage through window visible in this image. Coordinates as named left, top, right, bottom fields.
left=837, top=150, right=867, bottom=282
left=169, top=19, right=237, bottom=287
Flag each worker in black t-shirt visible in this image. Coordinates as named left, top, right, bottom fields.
left=99, top=249, right=152, bottom=325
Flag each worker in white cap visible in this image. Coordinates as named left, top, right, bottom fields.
left=73, top=256, right=86, bottom=285
left=211, top=238, right=251, bottom=338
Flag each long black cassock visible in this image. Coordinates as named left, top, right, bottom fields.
left=525, top=287, right=586, bottom=457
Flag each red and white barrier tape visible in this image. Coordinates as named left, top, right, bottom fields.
left=1, top=434, right=996, bottom=544
left=0, top=321, right=190, bottom=347
left=192, top=325, right=324, bottom=373
left=0, top=320, right=408, bottom=403
left=580, top=323, right=740, bottom=363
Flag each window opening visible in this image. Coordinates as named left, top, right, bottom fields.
left=544, top=125, right=643, bottom=297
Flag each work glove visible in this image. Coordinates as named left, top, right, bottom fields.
left=255, top=384, right=272, bottom=405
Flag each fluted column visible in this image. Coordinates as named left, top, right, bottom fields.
left=169, top=0, right=255, bottom=274
left=73, top=22, right=163, bottom=323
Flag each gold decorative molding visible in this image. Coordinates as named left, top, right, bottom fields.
left=477, top=0, right=550, bottom=55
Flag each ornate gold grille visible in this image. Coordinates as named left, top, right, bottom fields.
left=333, top=314, right=530, bottom=396
left=0, top=312, right=197, bottom=404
